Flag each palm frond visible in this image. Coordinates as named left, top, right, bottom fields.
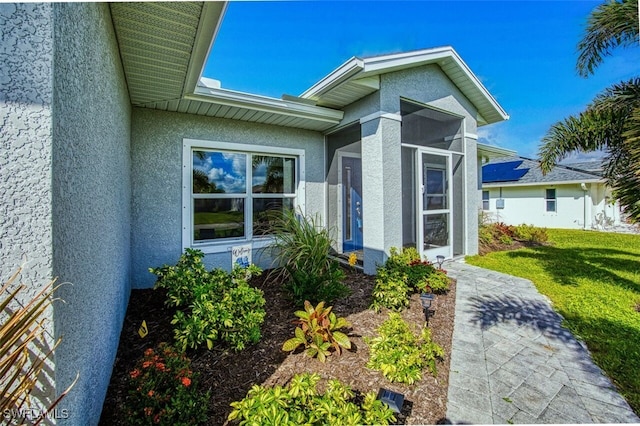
left=538, top=108, right=627, bottom=172
left=0, top=268, right=73, bottom=415
left=577, top=0, right=639, bottom=77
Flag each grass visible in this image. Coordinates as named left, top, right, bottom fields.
left=467, top=228, right=640, bottom=414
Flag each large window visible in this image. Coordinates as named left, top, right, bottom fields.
left=184, top=140, right=303, bottom=251
left=545, top=188, right=556, bottom=212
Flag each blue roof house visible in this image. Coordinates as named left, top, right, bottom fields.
left=481, top=157, right=622, bottom=229
left=0, top=2, right=508, bottom=423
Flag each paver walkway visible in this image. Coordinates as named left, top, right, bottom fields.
left=444, top=261, right=639, bottom=424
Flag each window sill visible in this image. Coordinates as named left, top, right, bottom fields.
left=190, top=236, right=275, bottom=255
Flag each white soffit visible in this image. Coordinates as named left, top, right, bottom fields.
left=300, top=46, right=509, bottom=126
left=477, top=142, right=517, bottom=159
left=110, top=2, right=341, bottom=131
left=110, top=2, right=224, bottom=106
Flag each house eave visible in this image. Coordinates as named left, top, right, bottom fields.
left=185, top=85, right=344, bottom=128
left=183, top=2, right=228, bottom=96
left=483, top=178, right=603, bottom=188
left=299, top=46, right=509, bottom=125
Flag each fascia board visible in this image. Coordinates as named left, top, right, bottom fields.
left=483, top=178, right=603, bottom=188
left=299, top=57, right=364, bottom=99
left=187, top=87, right=344, bottom=123
left=183, top=2, right=228, bottom=96
left=477, top=143, right=517, bottom=158
left=358, top=47, right=454, bottom=76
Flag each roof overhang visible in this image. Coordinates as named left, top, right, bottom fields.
left=300, top=46, right=509, bottom=126
left=483, top=178, right=602, bottom=188
left=110, top=2, right=226, bottom=106
left=111, top=2, right=342, bottom=131
left=477, top=143, right=517, bottom=160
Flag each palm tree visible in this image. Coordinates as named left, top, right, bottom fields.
left=538, top=0, right=640, bottom=222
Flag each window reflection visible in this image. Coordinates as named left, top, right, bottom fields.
left=193, top=199, right=245, bottom=241
left=193, top=151, right=246, bottom=194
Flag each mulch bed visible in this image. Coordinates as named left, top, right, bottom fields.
left=100, top=268, right=456, bottom=425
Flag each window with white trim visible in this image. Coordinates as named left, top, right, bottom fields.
left=545, top=188, right=556, bottom=212
left=482, top=190, right=490, bottom=211
left=183, top=139, right=304, bottom=252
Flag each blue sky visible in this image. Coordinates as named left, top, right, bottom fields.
left=203, top=1, right=640, bottom=160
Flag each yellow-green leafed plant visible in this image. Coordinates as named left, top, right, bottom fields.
left=1, top=268, right=75, bottom=423
left=282, top=301, right=351, bottom=362
left=365, top=312, right=444, bottom=384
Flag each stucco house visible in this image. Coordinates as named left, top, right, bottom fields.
left=1, top=2, right=508, bottom=423
left=481, top=156, right=622, bottom=229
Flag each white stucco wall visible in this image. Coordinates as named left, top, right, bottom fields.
left=482, top=183, right=618, bottom=229
left=131, top=108, right=326, bottom=289
left=0, top=2, right=56, bottom=414
left=52, top=3, right=131, bottom=424
left=0, top=2, right=54, bottom=305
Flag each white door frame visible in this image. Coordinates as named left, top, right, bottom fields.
left=417, top=148, right=453, bottom=261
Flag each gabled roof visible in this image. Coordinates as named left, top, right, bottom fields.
left=482, top=157, right=603, bottom=187
left=299, top=47, right=509, bottom=126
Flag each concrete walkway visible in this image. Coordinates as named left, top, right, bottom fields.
left=444, top=261, right=639, bottom=424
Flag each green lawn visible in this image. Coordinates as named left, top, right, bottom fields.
left=467, top=229, right=640, bottom=413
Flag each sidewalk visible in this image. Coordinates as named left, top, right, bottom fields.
left=444, top=261, right=639, bottom=424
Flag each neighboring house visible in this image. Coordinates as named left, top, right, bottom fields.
left=0, top=2, right=508, bottom=423
left=481, top=156, right=622, bottom=229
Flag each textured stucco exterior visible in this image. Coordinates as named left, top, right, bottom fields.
left=0, top=2, right=57, bottom=413
left=0, top=2, right=54, bottom=300
left=361, top=116, right=403, bottom=273
left=131, top=108, right=325, bottom=289
left=51, top=3, right=131, bottom=424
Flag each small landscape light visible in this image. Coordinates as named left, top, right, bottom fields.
left=420, top=292, right=435, bottom=324
left=377, top=388, right=404, bottom=413
left=419, top=292, right=434, bottom=310
left=436, top=255, right=445, bottom=270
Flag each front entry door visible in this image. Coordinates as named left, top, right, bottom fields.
left=419, top=151, right=452, bottom=260
left=340, top=155, right=363, bottom=252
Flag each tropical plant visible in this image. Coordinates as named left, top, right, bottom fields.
left=1, top=268, right=76, bottom=424
left=282, top=301, right=351, bottom=362
left=426, top=269, right=450, bottom=294
left=365, top=312, right=444, bottom=384
left=371, top=247, right=445, bottom=310
left=370, top=268, right=411, bottom=312
left=538, top=0, right=640, bottom=222
left=125, top=343, right=209, bottom=425
left=269, top=209, right=349, bottom=305
left=150, top=249, right=266, bottom=351
left=228, top=372, right=396, bottom=425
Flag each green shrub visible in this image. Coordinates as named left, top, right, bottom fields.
left=370, top=268, right=411, bottom=312
left=228, top=373, right=396, bottom=425
left=286, top=262, right=349, bottom=307
left=150, top=249, right=266, bottom=351
left=426, top=269, right=450, bottom=294
left=513, top=223, right=549, bottom=243
left=365, top=313, right=444, bottom=384
left=479, top=221, right=548, bottom=250
left=269, top=209, right=349, bottom=305
left=282, top=301, right=351, bottom=362
left=371, top=247, right=445, bottom=310
left=126, top=343, right=209, bottom=425
left=498, top=234, right=514, bottom=245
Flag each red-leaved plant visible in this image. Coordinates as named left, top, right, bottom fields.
left=126, top=343, right=209, bottom=425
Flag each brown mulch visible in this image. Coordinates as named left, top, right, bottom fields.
left=99, top=268, right=456, bottom=425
